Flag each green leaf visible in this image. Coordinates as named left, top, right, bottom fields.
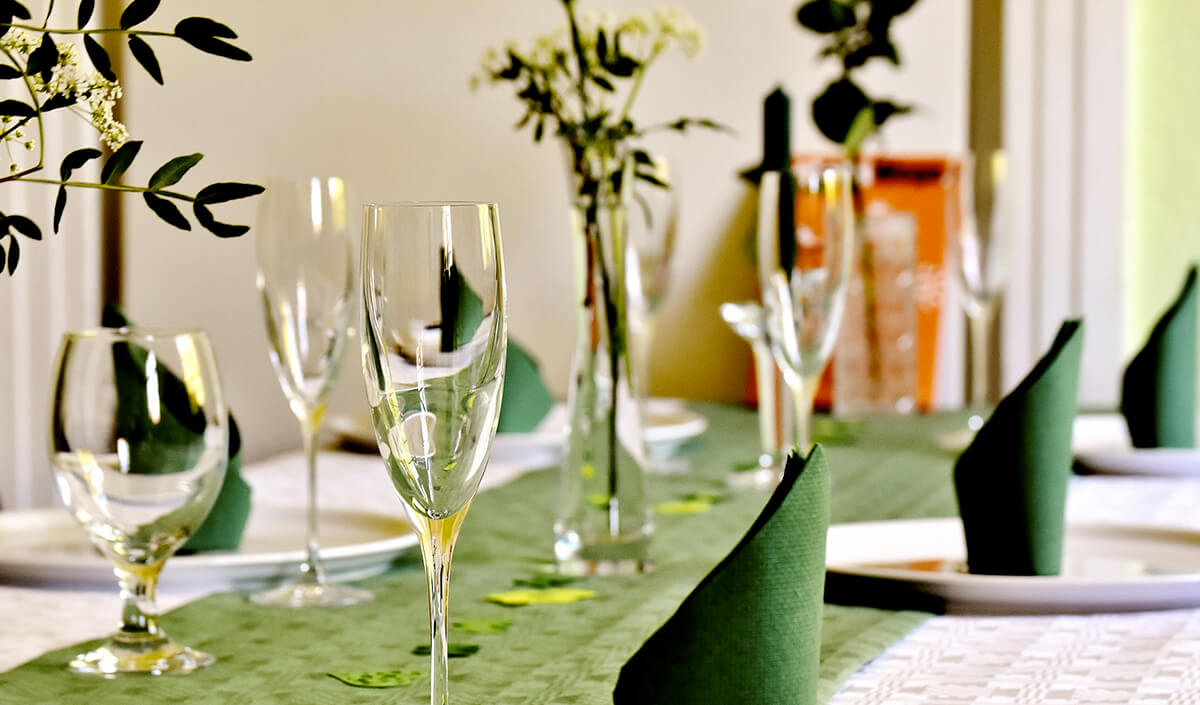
left=0, top=0, right=30, bottom=20
left=636, top=171, right=668, bottom=189
left=0, top=64, right=21, bottom=79
left=812, top=77, right=870, bottom=145
left=451, top=617, right=513, bottom=634
left=119, top=0, right=159, bottom=29
left=8, top=214, right=39, bottom=240
left=592, top=74, right=613, bottom=91
left=102, top=140, right=142, bottom=184
left=411, top=643, right=479, bottom=658
left=327, top=670, right=422, bottom=689
left=26, top=33, right=56, bottom=82
left=148, top=153, right=202, bottom=190
left=192, top=202, right=249, bottom=238
left=194, top=181, right=264, bottom=204
left=513, top=574, right=577, bottom=589
left=796, top=0, right=856, bottom=33
left=872, top=100, right=911, bottom=127
left=842, top=105, right=876, bottom=155
left=83, top=35, right=115, bottom=82
left=0, top=241, right=5, bottom=274
left=174, top=17, right=251, bottom=62
left=40, top=93, right=75, bottom=111
left=5, top=235, right=18, bottom=275
left=143, top=192, right=190, bottom=230
left=53, top=186, right=66, bottom=233
left=0, top=99, right=34, bottom=117
left=60, top=147, right=101, bottom=181
left=875, top=0, right=920, bottom=18
left=128, top=35, right=162, bottom=84
left=77, top=0, right=93, bottom=28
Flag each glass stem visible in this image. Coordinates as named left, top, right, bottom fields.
left=418, top=509, right=468, bottom=705
left=967, top=303, right=995, bottom=408
left=792, top=374, right=819, bottom=454
left=298, top=407, right=327, bottom=586
left=114, top=562, right=166, bottom=648
left=752, top=341, right=779, bottom=463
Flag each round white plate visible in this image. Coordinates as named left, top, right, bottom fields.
left=826, top=517, right=1200, bottom=614
left=0, top=505, right=415, bottom=590
left=1072, top=413, right=1200, bottom=476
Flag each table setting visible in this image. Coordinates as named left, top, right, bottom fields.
left=3, top=0, right=1200, bottom=704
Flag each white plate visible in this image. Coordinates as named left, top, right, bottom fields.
left=1072, top=413, right=1200, bottom=476
left=826, top=517, right=1200, bottom=614
left=328, top=398, right=708, bottom=460
left=0, top=505, right=416, bottom=590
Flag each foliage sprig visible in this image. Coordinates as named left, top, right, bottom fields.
left=0, top=0, right=262, bottom=277
left=796, top=0, right=919, bottom=157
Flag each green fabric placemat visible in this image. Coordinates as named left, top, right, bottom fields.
left=0, top=405, right=959, bottom=704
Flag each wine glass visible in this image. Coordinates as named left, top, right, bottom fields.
left=360, top=202, right=507, bottom=705
left=758, top=164, right=856, bottom=452
left=49, top=327, right=228, bottom=675
left=252, top=176, right=371, bottom=607
left=946, top=151, right=1009, bottom=418
left=721, top=300, right=795, bottom=488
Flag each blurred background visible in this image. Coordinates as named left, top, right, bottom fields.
left=1, top=0, right=1195, bottom=507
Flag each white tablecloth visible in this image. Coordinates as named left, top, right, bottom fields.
left=5, top=453, right=1200, bottom=703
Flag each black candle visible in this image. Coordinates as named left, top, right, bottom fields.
left=763, top=86, right=792, bottom=173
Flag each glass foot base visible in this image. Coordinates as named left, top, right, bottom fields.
left=249, top=582, right=373, bottom=608
left=556, top=558, right=654, bottom=576
left=727, top=460, right=784, bottom=491
left=69, top=637, right=214, bottom=676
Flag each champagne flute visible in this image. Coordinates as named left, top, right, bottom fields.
left=758, top=164, right=856, bottom=452
left=947, top=152, right=1010, bottom=416
left=50, top=328, right=228, bottom=675
left=252, top=176, right=371, bottom=607
left=360, top=202, right=507, bottom=705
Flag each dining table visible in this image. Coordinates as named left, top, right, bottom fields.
left=2, top=403, right=1200, bottom=704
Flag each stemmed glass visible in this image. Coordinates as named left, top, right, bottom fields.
left=758, top=164, right=856, bottom=452
left=252, top=176, right=371, bottom=607
left=50, top=328, right=228, bottom=675
left=946, top=152, right=1009, bottom=418
left=360, top=202, right=507, bottom=705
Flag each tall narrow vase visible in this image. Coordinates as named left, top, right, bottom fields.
left=554, top=148, right=652, bottom=575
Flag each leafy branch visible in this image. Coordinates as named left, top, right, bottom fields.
left=796, top=0, right=919, bottom=157
left=0, top=0, right=261, bottom=276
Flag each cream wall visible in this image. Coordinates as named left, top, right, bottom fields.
left=1126, top=0, right=1200, bottom=362
left=119, top=0, right=968, bottom=462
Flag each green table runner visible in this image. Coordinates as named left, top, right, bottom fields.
left=0, top=405, right=962, bottom=704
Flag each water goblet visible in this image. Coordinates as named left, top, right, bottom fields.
left=252, top=176, right=371, bottom=607
left=49, top=327, right=228, bottom=675
left=360, top=201, right=507, bottom=705
left=758, top=164, right=856, bottom=452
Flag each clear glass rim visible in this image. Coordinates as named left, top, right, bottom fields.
left=62, top=326, right=212, bottom=344
left=363, top=200, right=497, bottom=210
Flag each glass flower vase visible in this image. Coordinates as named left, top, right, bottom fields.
left=554, top=146, right=652, bottom=575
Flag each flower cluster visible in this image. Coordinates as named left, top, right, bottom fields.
left=1, top=28, right=129, bottom=157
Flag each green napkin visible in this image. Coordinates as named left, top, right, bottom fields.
left=498, top=339, right=554, bottom=433
left=1121, top=265, right=1197, bottom=448
left=954, top=320, right=1083, bottom=576
left=613, top=446, right=830, bottom=705
left=101, top=302, right=251, bottom=552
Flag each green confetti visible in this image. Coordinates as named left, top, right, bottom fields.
left=812, top=417, right=863, bottom=445
left=327, top=670, right=422, bottom=688
left=513, top=574, right=578, bottom=589
left=452, top=617, right=514, bottom=634
left=655, top=499, right=714, bottom=515
left=412, top=643, right=479, bottom=658
left=486, top=588, right=596, bottom=606
left=586, top=492, right=609, bottom=508
left=681, top=491, right=726, bottom=504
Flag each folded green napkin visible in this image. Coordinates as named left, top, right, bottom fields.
left=1121, top=265, right=1197, bottom=448
left=102, top=302, right=251, bottom=552
left=498, top=339, right=554, bottom=433
left=954, top=320, right=1083, bottom=576
left=613, top=446, right=830, bottom=705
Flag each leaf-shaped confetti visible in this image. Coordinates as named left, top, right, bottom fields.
left=412, top=643, right=479, bottom=658
left=655, top=499, right=713, bottom=515
left=486, top=588, right=596, bottom=607
left=452, top=617, right=513, bottom=634
left=327, top=670, right=421, bottom=688
left=513, top=574, right=577, bottom=589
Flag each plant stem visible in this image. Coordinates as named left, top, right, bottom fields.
left=9, top=176, right=194, bottom=200
left=1, top=46, right=46, bottom=175
left=1, top=23, right=176, bottom=37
